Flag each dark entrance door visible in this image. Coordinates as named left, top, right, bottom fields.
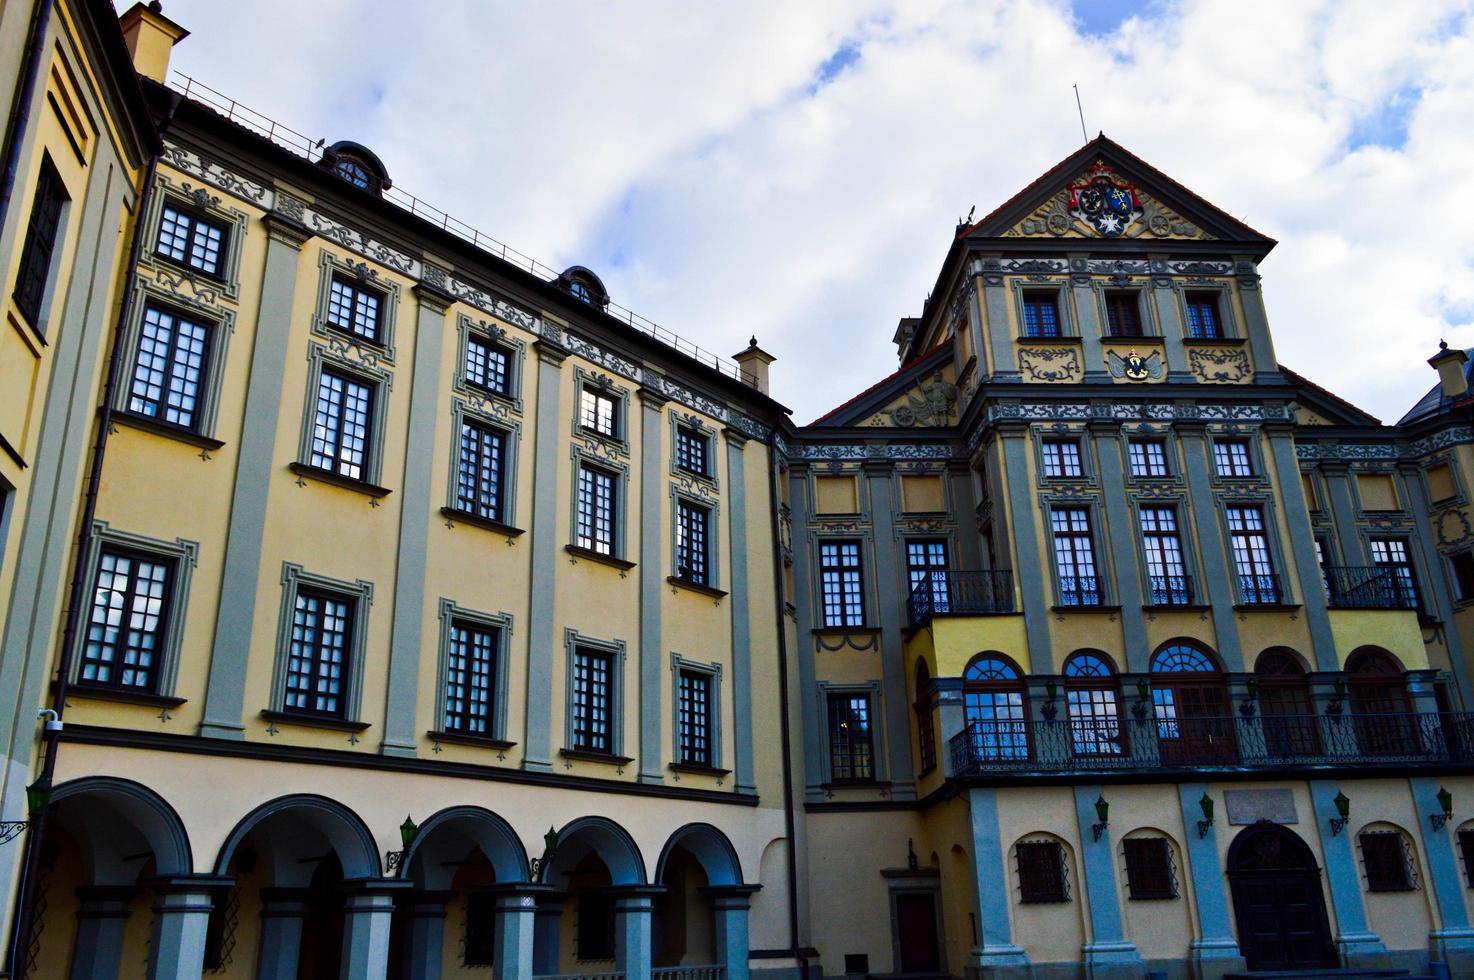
left=1227, top=823, right=1336, bottom=972
left=895, top=891, right=941, bottom=974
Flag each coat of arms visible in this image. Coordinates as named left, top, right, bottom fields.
left=1107, top=348, right=1162, bottom=381
left=1068, top=162, right=1141, bottom=237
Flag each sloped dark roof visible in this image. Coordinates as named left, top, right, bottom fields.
left=1281, top=366, right=1381, bottom=426
left=1399, top=349, right=1474, bottom=425
left=809, top=340, right=952, bottom=426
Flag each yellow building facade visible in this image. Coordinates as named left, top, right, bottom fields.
left=5, top=5, right=1474, bottom=980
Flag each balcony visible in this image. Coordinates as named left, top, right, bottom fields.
left=1237, top=572, right=1283, bottom=605
left=1146, top=575, right=1195, bottom=607
left=948, top=711, right=1474, bottom=779
left=908, top=570, right=1015, bottom=627
left=1325, top=566, right=1418, bottom=610
left=1058, top=575, right=1107, bottom=608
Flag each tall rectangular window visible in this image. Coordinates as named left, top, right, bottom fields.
left=310, top=369, right=375, bottom=481
left=1128, top=439, right=1168, bottom=477
left=1041, top=439, right=1083, bottom=478
left=575, top=465, right=617, bottom=555
left=905, top=539, right=949, bottom=610
left=571, top=646, right=614, bottom=753
left=1360, top=832, right=1415, bottom=892
left=677, top=669, right=713, bottom=766
left=156, top=204, right=225, bottom=276
left=13, top=159, right=66, bottom=326
left=676, top=426, right=710, bottom=477
left=1021, top=291, right=1061, bottom=338
left=465, top=335, right=510, bottom=395
left=675, top=499, right=710, bottom=584
left=827, top=692, right=874, bottom=782
left=1104, top=291, right=1143, bottom=337
left=80, top=549, right=172, bottom=691
left=444, top=621, right=499, bottom=736
left=325, top=275, right=382, bottom=343
left=284, top=589, right=354, bottom=717
left=1227, top=506, right=1279, bottom=603
left=1140, top=507, right=1189, bottom=605
left=819, top=540, right=865, bottom=627
left=1371, top=537, right=1419, bottom=609
left=1184, top=293, right=1223, bottom=339
left=127, top=305, right=210, bottom=430
left=580, top=387, right=619, bottom=438
left=1214, top=440, right=1253, bottom=477
left=456, top=421, right=505, bottom=522
left=1052, top=508, right=1100, bottom=605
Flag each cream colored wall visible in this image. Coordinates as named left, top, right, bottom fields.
left=1341, top=777, right=1438, bottom=951
left=995, top=789, right=1088, bottom=962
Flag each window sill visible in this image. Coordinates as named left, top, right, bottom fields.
left=60, top=683, right=186, bottom=709
left=110, top=411, right=227, bottom=451
left=1015, top=335, right=1081, bottom=343
left=289, top=462, right=392, bottom=498
left=1232, top=602, right=1302, bottom=612
left=564, top=545, right=636, bottom=571
left=154, top=252, right=229, bottom=287
left=1143, top=603, right=1212, bottom=613
left=323, top=322, right=389, bottom=352
left=669, top=762, right=732, bottom=778
left=260, top=709, right=371, bottom=733
left=440, top=508, right=526, bottom=538
left=577, top=426, right=628, bottom=452
left=9, top=301, right=49, bottom=348
left=823, top=779, right=890, bottom=790
left=667, top=576, right=728, bottom=600
left=675, top=465, right=716, bottom=483
left=1103, top=334, right=1160, bottom=341
left=811, top=626, right=880, bottom=636
left=427, top=730, right=517, bottom=751
left=1181, top=336, right=1247, bottom=346
left=1050, top=604, right=1121, bottom=613
left=559, top=747, right=635, bottom=767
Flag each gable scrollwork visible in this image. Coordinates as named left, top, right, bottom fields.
left=1018, top=346, right=1082, bottom=383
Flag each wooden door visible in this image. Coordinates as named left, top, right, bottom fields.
left=1228, top=825, right=1336, bottom=972
left=895, top=891, right=941, bottom=974
left=1161, top=683, right=1235, bottom=765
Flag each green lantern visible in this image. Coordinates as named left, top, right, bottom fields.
left=399, top=815, right=418, bottom=850
left=24, top=777, right=51, bottom=817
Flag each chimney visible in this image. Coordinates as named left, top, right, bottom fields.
left=118, top=3, right=189, bottom=84
left=1429, top=341, right=1469, bottom=399
left=733, top=336, right=776, bottom=395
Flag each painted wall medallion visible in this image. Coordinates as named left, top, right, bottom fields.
left=1068, top=162, right=1141, bottom=237
left=1107, top=348, right=1162, bottom=381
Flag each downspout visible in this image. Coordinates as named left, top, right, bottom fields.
left=764, top=426, right=807, bottom=976
left=0, top=0, right=55, bottom=233
left=6, top=132, right=166, bottom=978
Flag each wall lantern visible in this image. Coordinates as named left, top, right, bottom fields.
left=531, top=826, right=561, bottom=882
left=1092, top=795, right=1110, bottom=842
left=1197, top=793, right=1215, bottom=839
left=1330, top=791, right=1351, bottom=836
left=1431, top=786, right=1454, bottom=831
left=24, top=777, right=50, bottom=817
left=384, top=814, right=418, bottom=875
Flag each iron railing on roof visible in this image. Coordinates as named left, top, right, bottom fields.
left=166, top=73, right=758, bottom=388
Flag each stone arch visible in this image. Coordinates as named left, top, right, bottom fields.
left=545, top=814, right=647, bottom=886
left=655, top=823, right=745, bottom=887
left=399, top=805, right=530, bottom=889
left=48, top=775, right=193, bottom=884
left=213, top=793, right=380, bottom=886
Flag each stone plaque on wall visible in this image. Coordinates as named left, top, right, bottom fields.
left=1225, top=788, right=1298, bottom=825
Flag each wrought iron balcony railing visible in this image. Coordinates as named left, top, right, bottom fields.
left=1058, top=575, right=1106, bottom=607
left=1324, top=566, right=1418, bottom=610
left=948, top=711, right=1474, bottom=778
left=1237, top=572, right=1283, bottom=605
left=908, top=570, right=1015, bottom=627
left=1147, top=575, right=1195, bottom=606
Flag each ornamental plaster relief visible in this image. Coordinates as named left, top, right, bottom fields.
left=1017, top=346, right=1083, bottom=383
left=999, top=161, right=1214, bottom=241
left=1188, top=348, right=1252, bottom=384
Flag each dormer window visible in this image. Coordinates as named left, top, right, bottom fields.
left=570, top=280, right=593, bottom=304
left=336, top=158, right=372, bottom=190
left=319, top=141, right=391, bottom=197
left=557, top=266, right=609, bottom=311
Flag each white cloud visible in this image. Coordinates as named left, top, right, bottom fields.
left=159, top=0, right=1474, bottom=424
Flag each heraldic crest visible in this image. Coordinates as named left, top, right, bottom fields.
left=1068, top=161, right=1142, bottom=237
left=1107, top=348, right=1163, bottom=381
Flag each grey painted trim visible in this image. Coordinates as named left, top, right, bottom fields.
left=724, top=432, right=755, bottom=793
left=1411, top=776, right=1472, bottom=932
left=1071, top=784, right=1132, bottom=946
left=981, top=279, right=1019, bottom=381
left=814, top=680, right=885, bottom=784
left=671, top=652, right=723, bottom=768
left=1178, top=430, right=1244, bottom=670
left=295, top=342, right=393, bottom=488
left=435, top=599, right=514, bottom=741
left=965, top=787, right=1024, bottom=955
left=1167, top=278, right=1239, bottom=339
left=521, top=340, right=567, bottom=771
left=446, top=400, right=523, bottom=522
left=1266, top=429, right=1339, bottom=670
left=1231, top=261, right=1283, bottom=382
left=571, top=365, right=632, bottom=453
left=1211, top=493, right=1295, bottom=610
left=570, top=447, right=632, bottom=560
left=137, top=173, right=250, bottom=301
left=788, top=473, right=825, bottom=800
left=111, top=278, right=237, bottom=439
left=453, top=312, right=527, bottom=417
left=669, top=489, right=721, bottom=590
left=1009, top=278, right=1077, bottom=338
left=70, top=521, right=199, bottom=697
left=310, top=248, right=402, bottom=363
left=1151, top=278, right=1191, bottom=380
left=863, top=467, right=915, bottom=800
left=1086, top=277, right=1161, bottom=338
left=637, top=390, right=666, bottom=783
left=563, top=629, right=628, bottom=756
left=1399, top=470, right=1473, bottom=705
left=668, top=409, right=719, bottom=493
left=1322, top=469, right=1366, bottom=565
left=268, top=563, right=374, bottom=719
left=1309, top=779, right=1379, bottom=942
left=1000, top=432, right=1053, bottom=670
left=1175, top=783, right=1240, bottom=955
left=1068, top=276, right=1109, bottom=383
left=379, top=288, right=446, bottom=756
left=199, top=215, right=309, bottom=739
left=1094, top=434, right=1149, bottom=671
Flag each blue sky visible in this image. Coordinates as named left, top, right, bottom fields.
left=160, top=0, right=1474, bottom=425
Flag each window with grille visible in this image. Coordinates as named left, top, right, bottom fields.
left=1458, top=829, right=1474, bottom=888
left=905, top=539, right=949, bottom=611
left=1016, top=841, right=1069, bottom=902
left=1128, top=439, right=1168, bottom=477
left=675, top=499, right=710, bottom=584
left=1370, top=537, right=1419, bottom=609
left=156, top=204, right=225, bottom=277
left=465, top=335, right=511, bottom=395
left=571, top=647, right=614, bottom=753
left=444, top=621, right=499, bottom=736
left=465, top=892, right=496, bottom=965
left=80, top=548, right=172, bottom=692
left=827, top=693, right=874, bottom=782
left=575, top=465, right=617, bottom=555
left=1227, top=506, right=1279, bottom=603
left=13, top=158, right=67, bottom=327
left=580, top=386, right=619, bottom=438
left=678, top=669, right=713, bottom=766
left=1184, top=292, right=1223, bottom=339
left=1104, top=291, right=1143, bottom=337
left=819, top=540, right=865, bottom=626
left=676, top=426, right=710, bottom=477
left=1052, top=508, right=1100, bottom=605
left=1141, top=507, right=1190, bottom=605
left=1360, top=831, right=1416, bottom=892
left=284, top=589, right=354, bottom=717
left=1041, top=439, right=1083, bottom=478
left=1123, top=838, right=1177, bottom=899
left=1214, top=440, right=1253, bottom=477
left=455, top=421, right=505, bottom=523
left=325, top=275, right=383, bottom=343
left=127, top=305, right=211, bottom=431
left=1022, top=291, right=1062, bottom=337
left=309, top=369, right=375, bottom=481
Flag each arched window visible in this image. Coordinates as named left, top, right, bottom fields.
left=335, top=157, right=372, bottom=189
left=1255, top=649, right=1318, bottom=756
left=1347, top=650, right=1414, bottom=756
left=914, top=661, right=936, bottom=773
left=558, top=266, right=610, bottom=310
left=963, top=655, right=1029, bottom=761
left=319, top=141, right=390, bottom=196
left=1064, top=652, right=1123, bottom=756
left=1150, top=642, right=1235, bottom=764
